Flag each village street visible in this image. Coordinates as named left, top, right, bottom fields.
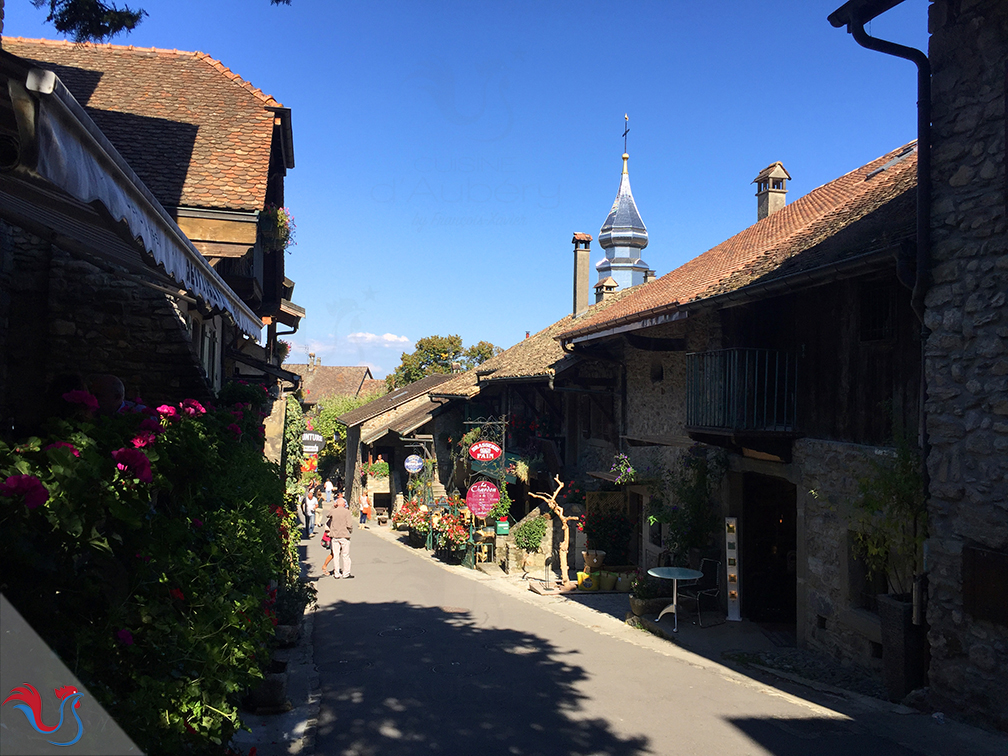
left=303, top=528, right=1005, bottom=756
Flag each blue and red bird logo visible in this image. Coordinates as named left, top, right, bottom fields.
left=3, top=683, right=85, bottom=746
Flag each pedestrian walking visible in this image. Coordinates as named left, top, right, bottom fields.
left=304, top=485, right=318, bottom=540
left=324, top=478, right=333, bottom=504
left=359, top=489, right=370, bottom=529
left=328, top=495, right=354, bottom=578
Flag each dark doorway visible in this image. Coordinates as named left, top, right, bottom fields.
left=741, top=473, right=797, bottom=624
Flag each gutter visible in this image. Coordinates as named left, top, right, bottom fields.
left=828, top=0, right=931, bottom=625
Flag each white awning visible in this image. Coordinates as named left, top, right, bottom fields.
left=19, top=68, right=262, bottom=338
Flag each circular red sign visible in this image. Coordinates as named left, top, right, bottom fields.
left=466, top=480, right=500, bottom=518
left=468, top=440, right=502, bottom=462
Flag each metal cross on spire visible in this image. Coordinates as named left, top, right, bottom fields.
left=622, top=114, right=630, bottom=153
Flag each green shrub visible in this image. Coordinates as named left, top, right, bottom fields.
left=512, top=515, right=549, bottom=553
left=0, top=393, right=298, bottom=755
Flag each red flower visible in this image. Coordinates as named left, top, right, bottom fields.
left=44, top=441, right=80, bottom=457
left=156, top=404, right=177, bottom=418
left=169, top=588, right=185, bottom=601
left=180, top=398, right=206, bottom=417
left=112, top=447, right=153, bottom=484
left=62, top=390, right=99, bottom=412
left=0, top=475, right=49, bottom=509
left=138, top=416, right=162, bottom=433
left=116, top=628, right=133, bottom=645
left=227, top=423, right=242, bottom=439
left=192, top=518, right=203, bottom=528
left=131, top=431, right=156, bottom=448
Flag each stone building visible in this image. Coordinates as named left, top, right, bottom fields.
left=559, top=142, right=920, bottom=679
left=922, top=0, right=1007, bottom=728
left=285, top=357, right=385, bottom=410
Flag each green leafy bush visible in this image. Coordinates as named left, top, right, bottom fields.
left=0, top=393, right=298, bottom=755
left=582, top=509, right=632, bottom=564
left=512, top=515, right=549, bottom=553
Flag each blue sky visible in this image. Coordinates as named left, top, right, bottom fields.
left=4, top=1, right=930, bottom=377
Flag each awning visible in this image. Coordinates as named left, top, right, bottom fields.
left=8, top=64, right=262, bottom=338
left=227, top=347, right=302, bottom=387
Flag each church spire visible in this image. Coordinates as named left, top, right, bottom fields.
left=595, top=118, right=650, bottom=296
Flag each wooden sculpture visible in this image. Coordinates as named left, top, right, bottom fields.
left=529, top=475, right=578, bottom=585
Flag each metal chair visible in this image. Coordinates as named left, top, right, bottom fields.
left=679, top=558, right=721, bottom=627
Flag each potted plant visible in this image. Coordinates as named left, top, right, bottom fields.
left=628, top=569, right=671, bottom=616
left=511, top=514, right=549, bottom=573
left=851, top=437, right=928, bottom=701
left=647, top=445, right=724, bottom=566
left=273, top=579, right=317, bottom=647
left=258, top=203, right=296, bottom=251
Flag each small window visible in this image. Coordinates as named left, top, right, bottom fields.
left=964, top=545, right=1008, bottom=627
left=650, top=360, right=664, bottom=384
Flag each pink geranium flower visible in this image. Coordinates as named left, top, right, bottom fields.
left=226, top=423, right=242, bottom=439
left=112, top=448, right=153, bottom=484
left=130, top=431, right=157, bottom=448
left=0, top=475, right=49, bottom=509
left=169, top=588, right=185, bottom=601
left=192, top=518, right=203, bottom=528
left=156, top=404, right=178, bottom=418
left=44, top=441, right=80, bottom=457
left=116, top=628, right=133, bottom=645
left=138, top=416, right=162, bottom=433
left=180, top=399, right=206, bottom=417
left=62, top=390, right=99, bottom=413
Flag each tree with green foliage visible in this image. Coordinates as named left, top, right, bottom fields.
left=386, top=334, right=500, bottom=390
left=311, top=392, right=380, bottom=478
left=32, top=0, right=290, bottom=42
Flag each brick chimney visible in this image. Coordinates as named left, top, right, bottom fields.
left=572, top=232, right=592, bottom=315
left=753, top=162, right=790, bottom=220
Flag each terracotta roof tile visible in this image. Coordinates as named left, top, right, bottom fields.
left=284, top=365, right=378, bottom=403
left=4, top=37, right=280, bottom=212
left=559, top=142, right=918, bottom=340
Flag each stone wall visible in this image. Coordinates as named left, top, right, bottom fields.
left=924, top=0, right=1008, bottom=726
left=0, top=220, right=210, bottom=436
left=794, top=438, right=889, bottom=677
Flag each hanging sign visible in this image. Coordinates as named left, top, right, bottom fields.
left=302, top=431, right=324, bottom=455
left=466, top=480, right=500, bottom=518
left=404, top=454, right=424, bottom=474
left=468, top=440, right=502, bottom=462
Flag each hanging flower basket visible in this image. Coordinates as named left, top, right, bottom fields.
left=258, top=204, right=296, bottom=251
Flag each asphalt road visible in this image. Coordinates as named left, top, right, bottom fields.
left=310, top=528, right=1007, bottom=756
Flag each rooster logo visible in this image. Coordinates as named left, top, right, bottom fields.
left=3, top=683, right=85, bottom=746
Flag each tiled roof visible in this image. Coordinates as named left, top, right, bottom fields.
left=3, top=37, right=280, bottom=212
left=338, top=373, right=454, bottom=428
left=284, top=364, right=377, bottom=403
left=559, top=142, right=918, bottom=341
left=572, top=232, right=593, bottom=242
left=433, top=288, right=638, bottom=400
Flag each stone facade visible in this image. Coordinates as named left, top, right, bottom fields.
left=0, top=220, right=211, bottom=435
left=924, top=0, right=1008, bottom=727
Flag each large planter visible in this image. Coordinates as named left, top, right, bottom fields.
left=242, top=658, right=290, bottom=714
left=629, top=596, right=670, bottom=617
left=877, top=593, right=929, bottom=701
left=274, top=621, right=302, bottom=648
left=408, top=528, right=428, bottom=548
left=583, top=550, right=606, bottom=571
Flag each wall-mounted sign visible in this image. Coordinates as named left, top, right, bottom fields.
left=302, top=431, right=325, bottom=455
left=466, top=480, right=500, bottom=518
left=725, top=517, right=740, bottom=622
left=404, top=454, right=424, bottom=474
left=468, top=440, right=502, bottom=462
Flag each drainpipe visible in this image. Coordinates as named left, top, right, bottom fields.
left=829, top=0, right=931, bottom=624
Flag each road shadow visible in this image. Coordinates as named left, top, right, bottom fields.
left=726, top=716, right=919, bottom=756
left=313, top=599, right=649, bottom=755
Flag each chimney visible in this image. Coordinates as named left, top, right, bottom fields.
left=594, top=277, right=618, bottom=304
left=307, top=352, right=316, bottom=372
left=753, top=162, right=791, bottom=220
left=572, top=232, right=592, bottom=315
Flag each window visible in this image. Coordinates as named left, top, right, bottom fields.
left=963, top=545, right=1008, bottom=627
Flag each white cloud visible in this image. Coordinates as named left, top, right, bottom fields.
left=346, top=332, right=412, bottom=347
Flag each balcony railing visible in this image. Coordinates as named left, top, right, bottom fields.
left=686, top=348, right=798, bottom=433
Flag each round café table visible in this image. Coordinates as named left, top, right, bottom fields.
left=647, top=566, right=703, bottom=632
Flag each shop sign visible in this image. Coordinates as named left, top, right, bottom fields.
left=404, top=454, right=424, bottom=474
left=468, top=440, right=502, bottom=462
left=302, top=431, right=324, bottom=455
left=466, top=480, right=500, bottom=518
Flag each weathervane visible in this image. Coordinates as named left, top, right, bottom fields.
left=622, top=113, right=629, bottom=153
